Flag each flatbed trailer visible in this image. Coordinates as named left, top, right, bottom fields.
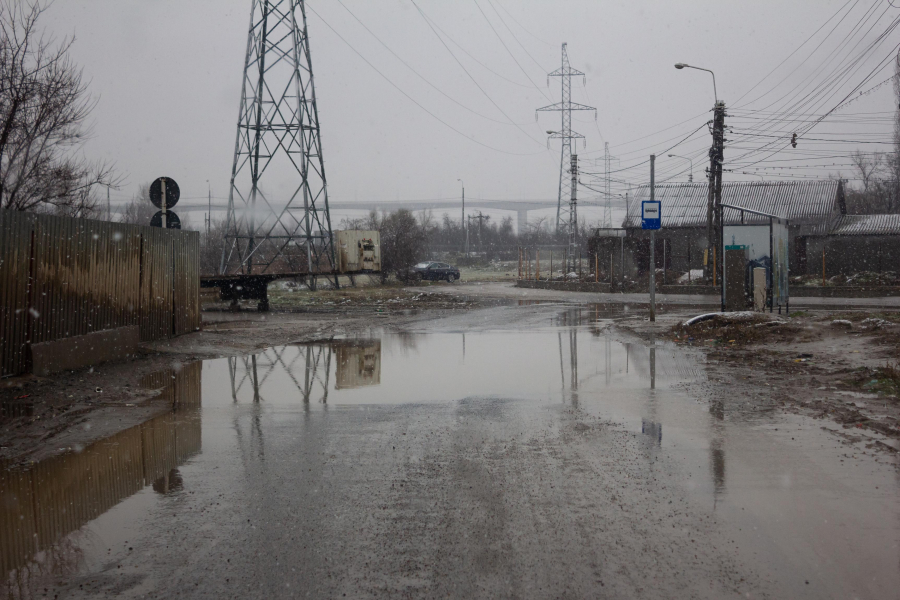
left=200, top=271, right=376, bottom=311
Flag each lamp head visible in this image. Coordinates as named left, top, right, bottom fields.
left=674, top=63, right=687, bottom=69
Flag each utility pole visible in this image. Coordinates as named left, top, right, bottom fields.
left=458, top=179, right=465, bottom=254
left=537, top=43, right=596, bottom=236
left=650, top=154, right=656, bottom=322
left=468, top=212, right=489, bottom=255
left=206, top=180, right=211, bottom=235
left=706, top=101, right=726, bottom=285
left=106, top=184, right=111, bottom=221
left=604, top=143, right=611, bottom=228
left=568, top=154, right=578, bottom=273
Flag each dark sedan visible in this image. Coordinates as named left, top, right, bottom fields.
left=411, top=261, right=460, bottom=282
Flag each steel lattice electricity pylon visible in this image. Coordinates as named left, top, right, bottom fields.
left=537, top=43, right=596, bottom=237
left=220, top=0, right=336, bottom=282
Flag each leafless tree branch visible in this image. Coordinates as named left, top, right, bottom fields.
left=0, top=0, right=119, bottom=217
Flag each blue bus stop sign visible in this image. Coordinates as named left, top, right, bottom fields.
left=642, top=201, right=661, bottom=230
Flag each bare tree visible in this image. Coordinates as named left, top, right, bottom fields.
left=198, top=218, right=227, bottom=276
left=343, top=209, right=428, bottom=282
left=119, top=183, right=156, bottom=225
left=849, top=150, right=882, bottom=193
left=0, top=0, right=116, bottom=216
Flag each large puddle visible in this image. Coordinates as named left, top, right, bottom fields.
left=2, top=305, right=899, bottom=597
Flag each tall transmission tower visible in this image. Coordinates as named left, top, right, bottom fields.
left=537, top=43, right=596, bottom=236
left=220, top=0, right=336, bottom=285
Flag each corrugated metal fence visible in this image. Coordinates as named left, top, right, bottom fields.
left=0, top=209, right=200, bottom=377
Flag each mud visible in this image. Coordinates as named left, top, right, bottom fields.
left=3, top=282, right=900, bottom=599
left=1, top=291, right=482, bottom=464
left=657, top=310, right=900, bottom=446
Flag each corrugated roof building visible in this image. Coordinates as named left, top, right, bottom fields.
left=807, top=212, right=900, bottom=277
left=624, top=181, right=842, bottom=235
left=591, top=180, right=900, bottom=279
left=615, top=181, right=844, bottom=277
left=829, top=213, right=900, bottom=236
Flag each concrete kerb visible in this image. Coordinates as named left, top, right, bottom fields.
left=513, top=280, right=900, bottom=310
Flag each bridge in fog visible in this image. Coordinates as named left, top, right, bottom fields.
left=117, top=197, right=627, bottom=233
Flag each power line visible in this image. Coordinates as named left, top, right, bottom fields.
left=306, top=4, right=546, bottom=156
left=472, top=0, right=551, bottom=100
left=409, top=4, right=536, bottom=89
left=484, top=0, right=549, bottom=72
left=490, top=0, right=556, bottom=48
left=410, top=0, right=546, bottom=147
left=331, top=0, right=529, bottom=127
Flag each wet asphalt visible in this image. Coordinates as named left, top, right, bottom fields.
left=2, top=303, right=898, bottom=599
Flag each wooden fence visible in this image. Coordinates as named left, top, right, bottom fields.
left=0, top=209, right=200, bottom=377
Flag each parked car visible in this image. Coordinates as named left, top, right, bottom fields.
left=410, top=261, right=460, bottom=282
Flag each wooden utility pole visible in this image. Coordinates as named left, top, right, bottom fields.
left=706, top=102, right=726, bottom=285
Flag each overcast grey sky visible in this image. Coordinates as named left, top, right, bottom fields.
left=44, top=0, right=899, bottom=227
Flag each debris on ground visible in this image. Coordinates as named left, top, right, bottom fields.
left=676, top=269, right=705, bottom=284
left=789, top=271, right=900, bottom=287
left=657, top=306, right=900, bottom=444
left=673, top=312, right=794, bottom=345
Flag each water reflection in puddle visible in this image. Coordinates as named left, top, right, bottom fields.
left=204, top=330, right=695, bottom=406
left=1, top=364, right=201, bottom=588
left=1, top=307, right=898, bottom=598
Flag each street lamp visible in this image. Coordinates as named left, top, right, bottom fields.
left=674, top=63, right=717, bottom=104
left=667, top=154, right=693, bottom=182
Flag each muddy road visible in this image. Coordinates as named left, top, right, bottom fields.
left=2, top=293, right=899, bottom=599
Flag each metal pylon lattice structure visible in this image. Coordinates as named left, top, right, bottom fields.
left=603, top=142, right=614, bottom=228
left=537, top=43, right=596, bottom=236
left=228, top=345, right=333, bottom=404
left=220, top=0, right=336, bottom=280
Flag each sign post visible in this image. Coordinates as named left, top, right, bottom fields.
left=149, top=177, right=181, bottom=229
left=643, top=155, right=661, bottom=322
left=161, top=179, right=167, bottom=229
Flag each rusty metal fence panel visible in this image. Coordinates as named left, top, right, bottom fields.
left=0, top=210, right=200, bottom=377
left=0, top=210, right=35, bottom=376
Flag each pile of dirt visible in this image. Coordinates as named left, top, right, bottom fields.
left=670, top=312, right=801, bottom=346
